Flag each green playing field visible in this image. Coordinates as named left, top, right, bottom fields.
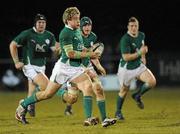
left=0, top=88, right=180, bottom=134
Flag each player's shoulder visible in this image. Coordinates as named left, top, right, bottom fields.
left=60, top=26, right=73, bottom=36
left=90, top=31, right=97, bottom=37
left=44, top=30, right=55, bottom=37
left=13, top=28, right=32, bottom=42
left=121, top=33, right=129, bottom=40
left=20, top=28, right=32, bottom=35
left=138, top=31, right=145, bottom=37
left=89, top=32, right=97, bottom=42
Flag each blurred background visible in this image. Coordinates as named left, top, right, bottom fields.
left=0, top=0, right=180, bottom=91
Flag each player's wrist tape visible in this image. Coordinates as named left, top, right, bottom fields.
left=13, top=58, right=19, bottom=64
left=137, top=50, right=142, bottom=57
left=74, top=51, right=90, bottom=59
left=74, top=51, right=81, bottom=59
left=85, top=52, right=90, bottom=58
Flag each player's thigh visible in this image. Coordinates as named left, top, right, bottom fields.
left=92, top=77, right=104, bottom=94
left=45, top=81, right=61, bottom=96
left=138, top=69, right=156, bottom=87
left=71, top=72, right=91, bottom=85
left=33, top=73, right=49, bottom=91
left=71, top=73, right=93, bottom=94
left=85, top=67, right=98, bottom=79
left=129, top=78, right=137, bottom=90
left=118, top=67, right=136, bottom=88
left=119, top=85, right=129, bottom=97
left=86, top=69, right=103, bottom=93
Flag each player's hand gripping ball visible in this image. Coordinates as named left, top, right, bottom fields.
left=91, top=42, right=104, bottom=58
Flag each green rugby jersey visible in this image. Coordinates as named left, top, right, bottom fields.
left=82, top=32, right=97, bottom=67
left=119, top=32, right=145, bottom=70
left=13, top=27, right=56, bottom=66
left=59, top=26, right=84, bottom=67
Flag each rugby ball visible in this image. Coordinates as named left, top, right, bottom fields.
left=91, top=42, right=104, bottom=57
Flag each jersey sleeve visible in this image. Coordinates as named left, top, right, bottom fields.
left=92, top=32, right=97, bottom=43
left=60, top=30, right=73, bottom=47
left=13, top=30, right=28, bottom=46
left=141, top=32, right=145, bottom=44
left=50, top=34, right=56, bottom=47
left=89, top=32, right=97, bottom=47
left=120, top=36, right=130, bottom=54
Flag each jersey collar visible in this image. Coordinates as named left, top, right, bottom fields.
left=127, top=31, right=138, bottom=37
left=33, top=27, right=45, bottom=34
left=65, top=25, right=73, bottom=30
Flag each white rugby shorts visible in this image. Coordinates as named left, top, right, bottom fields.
left=22, top=64, right=45, bottom=81
left=117, top=63, right=147, bottom=87
left=50, top=60, right=85, bottom=84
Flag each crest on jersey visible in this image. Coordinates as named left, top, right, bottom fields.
left=77, top=43, right=83, bottom=50
left=90, top=41, right=94, bottom=46
left=45, top=39, right=50, bottom=45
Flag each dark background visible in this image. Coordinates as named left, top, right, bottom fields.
left=0, top=0, right=180, bottom=87
left=1, top=0, right=179, bottom=56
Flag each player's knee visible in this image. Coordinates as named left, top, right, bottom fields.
left=119, top=86, right=129, bottom=97
left=80, top=79, right=93, bottom=96
left=44, top=92, right=54, bottom=99
left=85, top=82, right=93, bottom=92
left=148, top=78, right=156, bottom=88
left=37, top=91, right=53, bottom=100
left=38, top=83, right=48, bottom=91
left=96, top=90, right=104, bottom=100
left=96, top=87, right=104, bottom=96
left=94, top=83, right=104, bottom=97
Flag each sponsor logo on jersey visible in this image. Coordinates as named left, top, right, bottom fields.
left=90, top=41, right=94, bottom=46
left=31, top=39, right=47, bottom=52
left=77, top=43, right=83, bottom=50
left=36, top=44, right=46, bottom=52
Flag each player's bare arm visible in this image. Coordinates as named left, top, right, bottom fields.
left=141, top=43, right=148, bottom=64
left=91, top=59, right=106, bottom=75
left=9, top=41, right=24, bottom=70
left=64, top=44, right=100, bottom=59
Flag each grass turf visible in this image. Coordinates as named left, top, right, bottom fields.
left=0, top=88, right=180, bottom=134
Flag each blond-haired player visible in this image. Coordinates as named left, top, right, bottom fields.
left=15, top=7, right=115, bottom=127
left=58, top=16, right=116, bottom=127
